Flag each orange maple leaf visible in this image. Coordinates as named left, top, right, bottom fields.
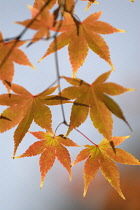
left=0, top=83, right=69, bottom=155
left=34, top=0, right=57, bottom=10
left=40, top=11, right=125, bottom=77
left=0, top=32, right=34, bottom=83
left=72, top=136, right=140, bottom=199
left=61, top=71, right=133, bottom=140
left=81, top=0, right=99, bottom=11
left=81, top=0, right=133, bottom=10
left=15, top=131, right=79, bottom=188
left=15, top=1, right=55, bottom=43
left=34, top=0, right=75, bottom=12
left=16, top=0, right=75, bottom=43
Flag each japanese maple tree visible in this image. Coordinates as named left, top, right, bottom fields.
left=0, top=0, right=139, bottom=201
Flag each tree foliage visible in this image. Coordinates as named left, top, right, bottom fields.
left=0, top=0, right=139, bottom=200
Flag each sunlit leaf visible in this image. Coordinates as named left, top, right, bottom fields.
left=40, top=11, right=124, bottom=77
left=0, top=83, right=69, bottom=154
left=73, top=136, right=140, bottom=198
left=0, top=32, right=34, bottom=83
left=61, top=71, right=132, bottom=141
left=15, top=131, right=79, bottom=188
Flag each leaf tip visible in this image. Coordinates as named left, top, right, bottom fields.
left=128, top=88, right=135, bottom=92
left=31, top=65, right=36, bottom=70
left=72, top=71, right=77, bottom=78
left=120, top=192, right=126, bottom=200
left=27, top=4, right=32, bottom=10
left=83, top=188, right=87, bottom=197
left=38, top=58, right=43, bottom=63
left=40, top=180, right=44, bottom=189
left=13, top=156, right=20, bottom=159
left=71, top=162, right=75, bottom=167
left=125, top=135, right=131, bottom=139
left=99, top=10, right=103, bottom=15
left=69, top=174, right=72, bottom=182
left=119, top=29, right=126, bottom=33
left=84, top=1, right=99, bottom=11
left=111, top=64, right=115, bottom=71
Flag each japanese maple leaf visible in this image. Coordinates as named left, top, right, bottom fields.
left=60, top=71, right=133, bottom=140
left=34, top=0, right=75, bottom=12
left=0, top=32, right=34, bottom=83
left=16, top=0, right=75, bottom=43
left=57, top=0, right=74, bottom=12
left=15, top=131, right=79, bottom=188
left=34, top=0, right=57, bottom=10
left=15, top=1, right=55, bottom=43
left=40, top=11, right=125, bottom=77
left=81, top=0, right=133, bottom=9
left=81, top=0, right=99, bottom=11
left=0, top=83, right=69, bottom=155
left=72, top=136, right=140, bottom=198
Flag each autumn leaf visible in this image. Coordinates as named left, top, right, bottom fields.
left=0, top=83, right=70, bottom=155
left=40, top=11, right=125, bottom=77
left=81, top=0, right=99, bottom=11
left=61, top=71, right=133, bottom=140
left=15, top=1, right=55, bottom=43
left=0, top=32, right=34, bottom=83
left=58, top=0, right=75, bottom=13
left=16, top=0, right=74, bottom=44
left=15, top=131, right=79, bottom=188
left=34, top=0, right=75, bottom=12
left=81, top=0, right=133, bottom=10
left=81, top=0, right=134, bottom=7
left=34, top=0, right=57, bottom=10
left=72, top=136, right=140, bottom=198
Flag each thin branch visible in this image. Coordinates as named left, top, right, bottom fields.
left=35, top=78, right=59, bottom=97
left=54, top=122, right=64, bottom=135
left=0, top=34, right=59, bottom=45
left=53, top=1, right=69, bottom=125
left=74, top=128, right=97, bottom=145
left=54, top=38, right=68, bottom=124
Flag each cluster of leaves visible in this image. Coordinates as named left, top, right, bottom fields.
left=0, top=0, right=139, bottom=199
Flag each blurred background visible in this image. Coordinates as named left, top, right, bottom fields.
left=0, top=0, right=140, bottom=209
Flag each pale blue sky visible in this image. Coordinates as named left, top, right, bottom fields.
left=0, top=1, right=140, bottom=209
